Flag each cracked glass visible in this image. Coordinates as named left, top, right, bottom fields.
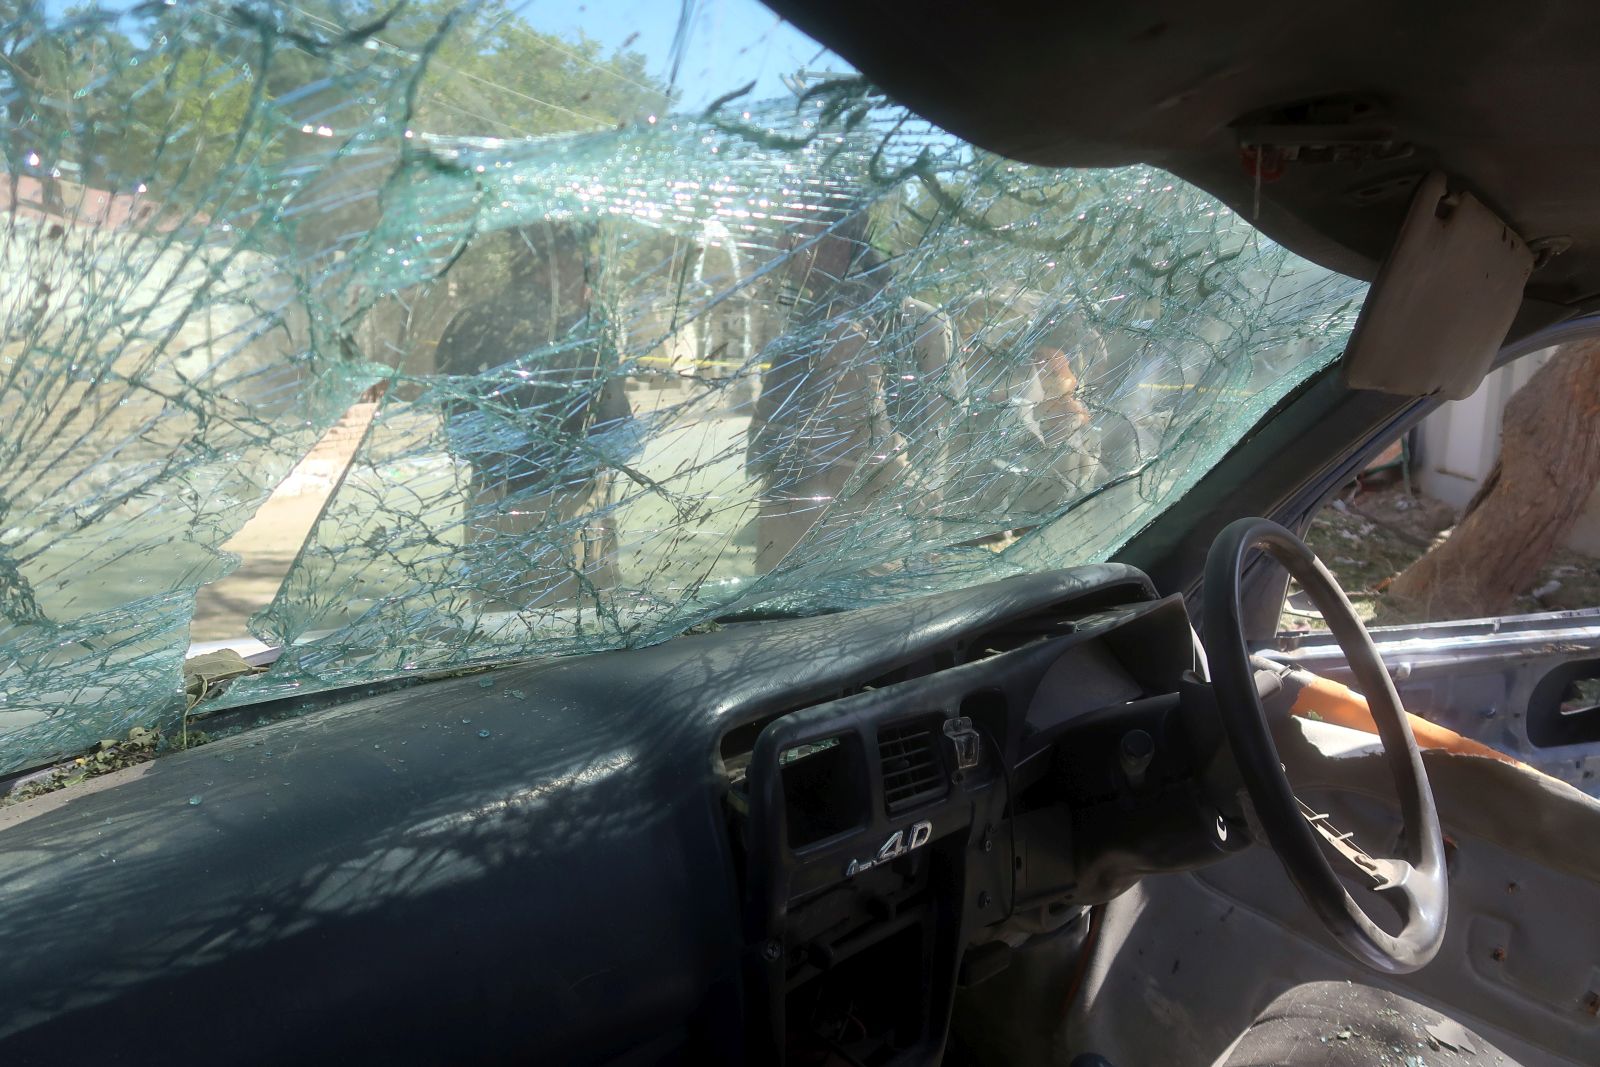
left=0, top=0, right=1366, bottom=773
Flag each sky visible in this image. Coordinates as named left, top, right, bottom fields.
left=507, top=0, right=852, bottom=111
left=37, top=0, right=856, bottom=117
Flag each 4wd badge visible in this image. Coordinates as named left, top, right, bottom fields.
left=844, top=820, right=933, bottom=877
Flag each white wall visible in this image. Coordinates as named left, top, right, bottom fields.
left=1415, top=348, right=1600, bottom=555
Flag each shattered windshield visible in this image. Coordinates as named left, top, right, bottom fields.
left=0, top=0, right=1366, bottom=773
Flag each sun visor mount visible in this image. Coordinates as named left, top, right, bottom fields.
left=1341, top=171, right=1533, bottom=399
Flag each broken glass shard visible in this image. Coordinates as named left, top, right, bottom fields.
left=0, top=0, right=1365, bottom=774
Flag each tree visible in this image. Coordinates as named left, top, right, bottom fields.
left=402, top=2, right=669, bottom=137
left=3, top=1, right=669, bottom=191
left=1387, top=339, right=1600, bottom=618
left=2, top=2, right=111, bottom=202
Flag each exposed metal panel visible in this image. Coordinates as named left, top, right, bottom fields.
left=1273, top=608, right=1600, bottom=795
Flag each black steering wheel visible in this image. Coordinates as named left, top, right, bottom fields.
left=1203, top=517, right=1447, bottom=974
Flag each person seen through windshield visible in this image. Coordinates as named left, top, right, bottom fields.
left=951, top=289, right=1105, bottom=525
left=436, top=221, right=632, bottom=608
left=747, top=198, right=960, bottom=571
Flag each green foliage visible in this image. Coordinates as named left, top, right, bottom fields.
left=1, top=0, right=671, bottom=191
left=401, top=0, right=670, bottom=137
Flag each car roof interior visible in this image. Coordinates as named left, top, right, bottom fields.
left=765, top=0, right=1600, bottom=337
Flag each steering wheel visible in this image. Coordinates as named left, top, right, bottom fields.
left=1203, top=517, right=1447, bottom=974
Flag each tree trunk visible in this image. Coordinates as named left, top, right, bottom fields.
left=1387, top=339, right=1600, bottom=618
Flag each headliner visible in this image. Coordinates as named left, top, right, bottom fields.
left=763, top=0, right=1600, bottom=339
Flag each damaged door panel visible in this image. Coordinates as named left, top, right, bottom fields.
left=1275, top=608, right=1600, bottom=794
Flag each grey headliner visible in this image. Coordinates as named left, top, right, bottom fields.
left=764, top=0, right=1600, bottom=335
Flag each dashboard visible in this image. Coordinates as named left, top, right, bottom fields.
left=723, top=576, right=1233, bottom=1064
left=0, top=563, right=1238, bottom=1066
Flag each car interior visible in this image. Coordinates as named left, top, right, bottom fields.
left=2, top=2, right=1600, bottom=1066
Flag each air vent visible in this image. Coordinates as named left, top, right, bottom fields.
left=878, top=720, right=947, bottom=813
left=782, top=736, right=865, bottom=848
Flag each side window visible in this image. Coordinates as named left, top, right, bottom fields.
left=1283, top=348, right=1600, bottom=636
left=1279, top=433, right=1436, bottom=634
left=1279, top=350, right=1600, bottom=787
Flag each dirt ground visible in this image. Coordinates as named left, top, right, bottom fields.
left=1281, top=473, right=1600, bottom=633
left=194, top=397, right=1600, bottom=643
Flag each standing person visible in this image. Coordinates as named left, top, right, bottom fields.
left=746, top=201, right=960, bottom=572
left=952, top=288, right=1104, bottom=525
left=436, top=220, right=631, bottom=608
left=881, top=293, right=963, bottom=474
left=1027, top=302, right=1102, bottom=475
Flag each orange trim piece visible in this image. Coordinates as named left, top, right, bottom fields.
left=1290, top=672, right=1526, bottom=769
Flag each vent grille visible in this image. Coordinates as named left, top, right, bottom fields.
left=878, top=720, right=947, bottom=813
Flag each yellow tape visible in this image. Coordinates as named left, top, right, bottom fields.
left=637, top=354, right=769, bottom=371
left=1136, top=381, right=1252, bottom=399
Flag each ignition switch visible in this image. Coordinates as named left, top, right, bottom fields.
left=1119, top=729, right=1155, bottom=789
